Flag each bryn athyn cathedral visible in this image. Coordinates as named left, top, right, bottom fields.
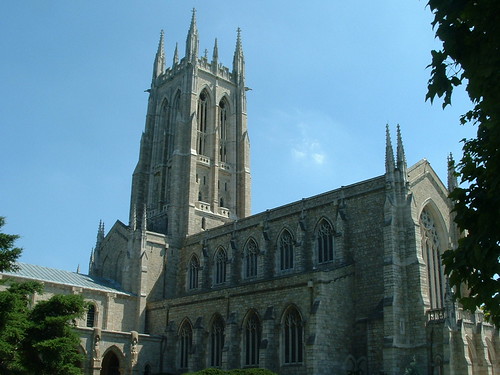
left=2, top=11, right=499, bottom=375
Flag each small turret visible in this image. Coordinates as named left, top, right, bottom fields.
left=232, top=28, right=245, bottom=84
left=96, top=220, right=105, bottom=249
left=185, top=8, right=199, bottom=63
left=152, top=30, right=165, bottom=81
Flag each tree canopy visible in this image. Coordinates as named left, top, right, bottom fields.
left=426, top=0, right=500, bottom=325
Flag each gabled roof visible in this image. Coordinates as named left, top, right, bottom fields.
left=1, top=262, right=133, bottom=296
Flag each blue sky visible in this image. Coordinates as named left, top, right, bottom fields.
left=1, top=1, right=474, bottom=273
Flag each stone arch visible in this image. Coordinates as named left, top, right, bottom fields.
left=85, top=300, right=98, bottom=328
left=242, top=237, right=259, bottom=279
left=276, top=227, right=295, bottom=271
left=213, top=246, right=227, bottom=285
left=100, top=346, right=125, bottom=375
left=186, top=253, right=200, bottom=290
left=466, top=335, right=477, bottom=370
left=241, top=309, right=262, bottom=367
left=344, top=354, right=357, bottom=373
left=208, top=313, right=225, bottom=367
left=77, top=344, right=86, bottom=372
left=143, top=363, right=152, bottom=375
left=313, top=217, right=335, bottom=264
left=197, top=88, right=212, bottom=156
left=178, top=318, right=194, bottom=370
left=280, top=304, right=304, bottom=365
left=419, top=202, right=448, bottom=310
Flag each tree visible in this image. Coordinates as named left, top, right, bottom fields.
left=0, top=217, right=22, bottom=272
left=23, top=294, right=86, bottom=375
left=0, top=218, right=86, bottom=374
left=426, top=0, right=500, bottom=325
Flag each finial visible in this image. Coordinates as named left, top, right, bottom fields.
left=385, top=124, right=395, bottom=172
left=185, top=8, right=199, bottom=62
left=204, top=48, right=208, bottom=59
left=173, top=42, right=179, bottom=65
left=233, top=27, right=245, bottom=80
left=396, top=124, right=408, bottom=184
left=212, top=38, right=219, bottom=62
left=152, top=30, right=166, bottom=80
left=76, top=264, right=80, bottom=274
left=447, top=152, right=458, bottom=191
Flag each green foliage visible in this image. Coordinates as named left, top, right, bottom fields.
left=0, top=217, right=22, bottom=273
left=0, top=218, right=86, bottom=374
left=183, top=368, right=278, bottom=375
left=23, top=294, right=86, bottom=375
left=426, top=0, right=500, bottom=325
left=0, top=281, right=43, bottom=374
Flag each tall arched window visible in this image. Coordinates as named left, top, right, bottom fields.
left=144, top=364, right=152, bottom=375
left=219, top=98, right=228, bottom=163
left=214, top=247, right=227, bottom=285
left=420, top=208, right=444, bottom=309
left=244, top=311, right=261, bottom=366
left=279, top=229, right=294, bottom=270
left=197, top=90, right=209, bottom=156
left=317, top=219, right=334, bottom=263
left=86, top=303, right=96, bottom=327
left=188, top=255, right=200, bottom=290
left=244, top=239, right=258, bottom=278
left=179, top=321, right=193, bottom=369
left=282, top=307, right=303, bottom=364
left=210, top=315, right=225, bottom=367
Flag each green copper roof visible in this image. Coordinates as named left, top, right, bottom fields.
left=1, top=262, right=133, bottom=296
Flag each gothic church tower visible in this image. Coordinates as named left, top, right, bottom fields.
left=130, top=10, right=251, bottom=242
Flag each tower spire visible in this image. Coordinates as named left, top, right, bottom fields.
left=152, top=30, right=165, bottom=81
left=232, top=27, right=245, bottom=84
left=185, top=8, right=199, bottom=63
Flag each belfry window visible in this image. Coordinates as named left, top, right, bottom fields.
left=179, top=321, right=193, bottom=369
left=283, top=307, right=303, bottom=364
left=188, top=255, right=200, bottom=290
left=197, top=91, right=208, bottom=156
left=214, top=247, right=227, bottom=284
left=279, top=230, right=294, bottom=270
left=86, top=303, right=96, bottom=327
left=219, top=99, right=228, bottom=163
left=317, top=219, right=334, bottom=263
left=210, top=315, right=225, bottom=367
left=244, top=312, right=261, bottom=366
left=420, top=208, right=444, bottom=309
left=244, top=239, right=258, bottom=278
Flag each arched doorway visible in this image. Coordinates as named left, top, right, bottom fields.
left=101, top=351, right=120, bottom=375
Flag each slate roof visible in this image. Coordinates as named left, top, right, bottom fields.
left=1, top=262, right=133, bottom=296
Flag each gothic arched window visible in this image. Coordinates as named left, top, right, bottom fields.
left=317, top=219, right=334, bottom=263
left=179, top=321, right=193, bottom=369
left=243, top=311, right=261, bottom=366
left=244, top=239, right=258, bottom=278
left=214, top=247, right=227, bottom=285
left=197, top=90, right=209, bottom=156
left=282, top=307, right=303, bottom=364
left=210, top=315, right=225, bottom=367
left=86, top=303, right=96, bottom=328
left=219, top=98, right=228, bottom=163
left=420, top=208, right=444, bottom=309
left=188, top=255, right=200, bottom=290
left=279, top=229, right=294, bottom=270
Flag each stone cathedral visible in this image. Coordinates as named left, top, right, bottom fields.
left=2, top=11, right=499, bottom=375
